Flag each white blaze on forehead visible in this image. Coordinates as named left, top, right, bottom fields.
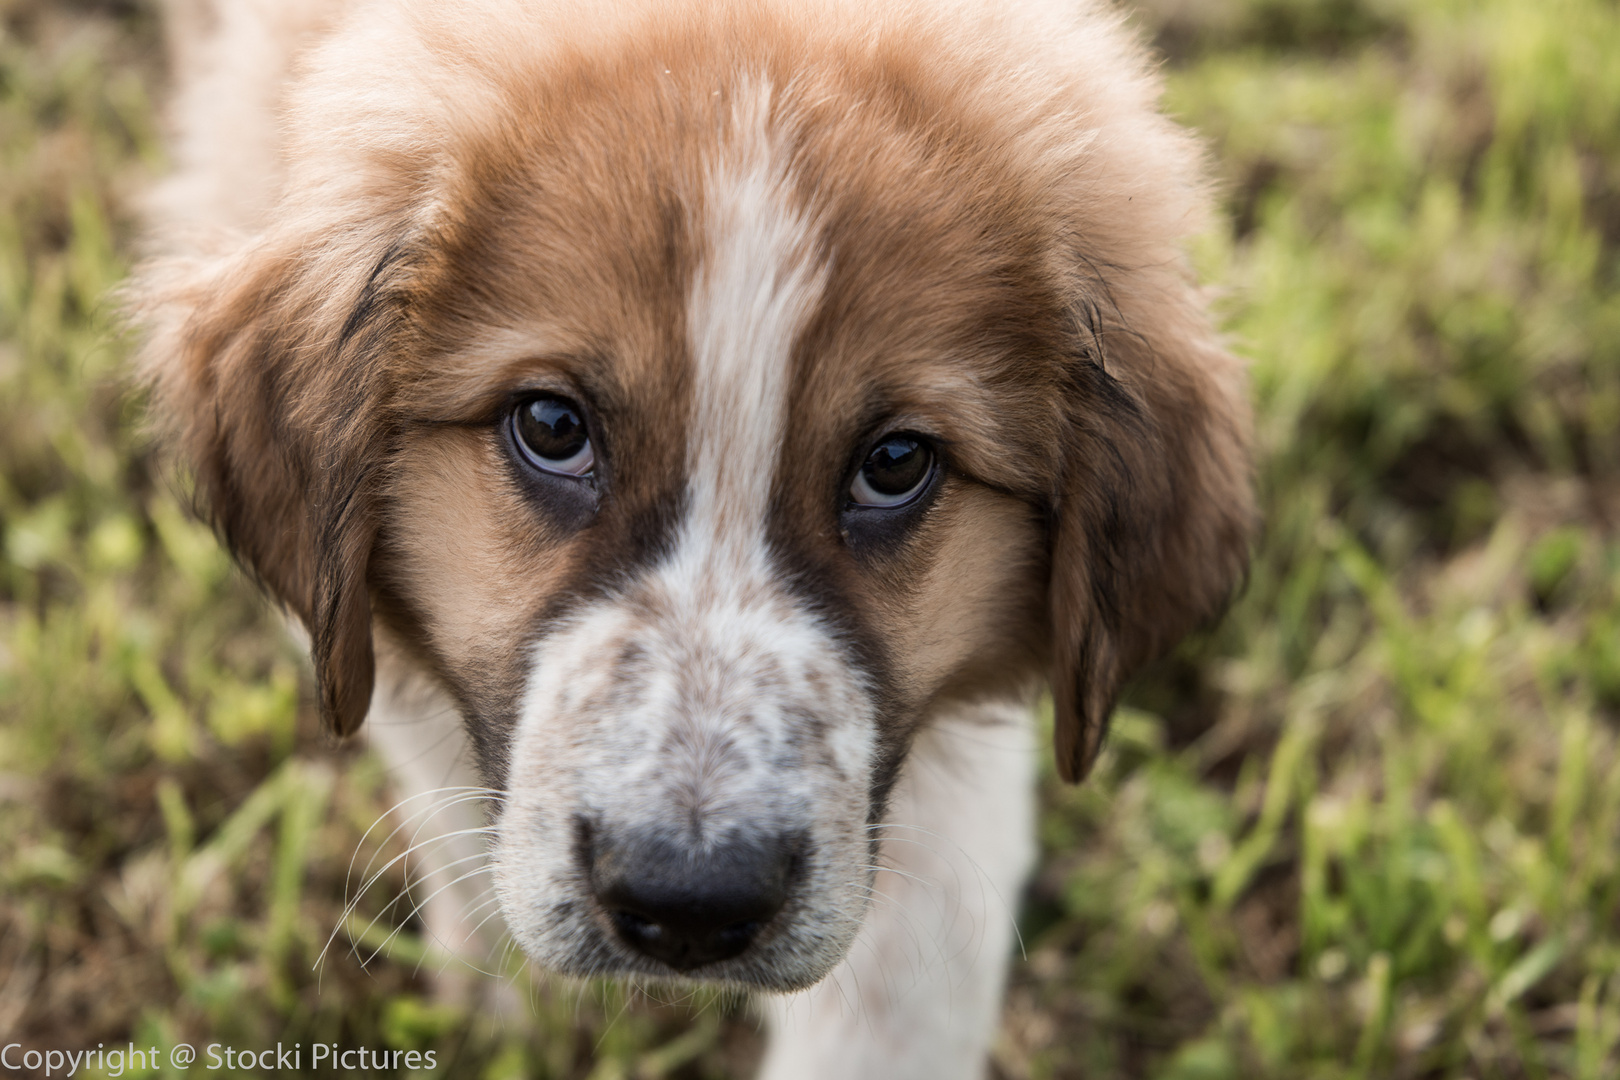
left=497, top=85, right=879, bottom=987
left=685, top=83, right=826, bottom=567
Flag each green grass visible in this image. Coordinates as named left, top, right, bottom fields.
left=3, top=0, right=1620, bottom=1076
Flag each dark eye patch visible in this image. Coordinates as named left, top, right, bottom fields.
left=503, top=393, right=601, bottom=533
left=840, top=432, right=943, bottom=554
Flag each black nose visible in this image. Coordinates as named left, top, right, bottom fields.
left=588, top=831, right=796, bottom=971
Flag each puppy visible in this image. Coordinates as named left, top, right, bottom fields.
left=132, top=0, right=1253, bottom=1076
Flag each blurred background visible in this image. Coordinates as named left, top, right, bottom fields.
left=2, top=0, right=1619, bottom=1075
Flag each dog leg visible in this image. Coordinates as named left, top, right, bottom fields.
left=758, top=700, right=1037, bottom=1080
left=362, top=651, right=515, bottom=1009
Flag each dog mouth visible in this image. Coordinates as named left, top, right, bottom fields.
left=492, top=804, right=863, bottom=990
left=581, top=819, right=809, bottom=973
left=490, top=566, right=885, bottom=988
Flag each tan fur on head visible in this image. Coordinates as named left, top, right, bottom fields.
left=130, top=0, right=1255, bottom=1017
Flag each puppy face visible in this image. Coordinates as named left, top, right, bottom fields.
left=135, top=0, right=1253, bottom=992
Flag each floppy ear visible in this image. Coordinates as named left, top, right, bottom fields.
left=133, top=233, right=408, bottom=737
left=1048, top=286, right=1254, bottom=782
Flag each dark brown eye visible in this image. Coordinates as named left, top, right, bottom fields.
left=850, top=435, right=934, bottom=507
left=512, top=395, right=594, bottom=477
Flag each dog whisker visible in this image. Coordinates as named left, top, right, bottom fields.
left=332, top=848, right=494, bottom=969
left=317, top=817, right=503, bottom=972
left=862, top=826, right=1027, bottom=961
left=360, top=857, right=501, bottom=970
left=343, top=788, right=502, bottom=905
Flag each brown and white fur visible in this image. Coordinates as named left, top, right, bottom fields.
left=132, top=0, right=1253, bottom=1076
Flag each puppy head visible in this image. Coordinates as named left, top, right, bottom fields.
left=135, top=0, right=1252, bottom=989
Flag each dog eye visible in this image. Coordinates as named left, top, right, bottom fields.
left=512, top=395, right=594, bottom=477
left=850, top=435, right=934, bottom=507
